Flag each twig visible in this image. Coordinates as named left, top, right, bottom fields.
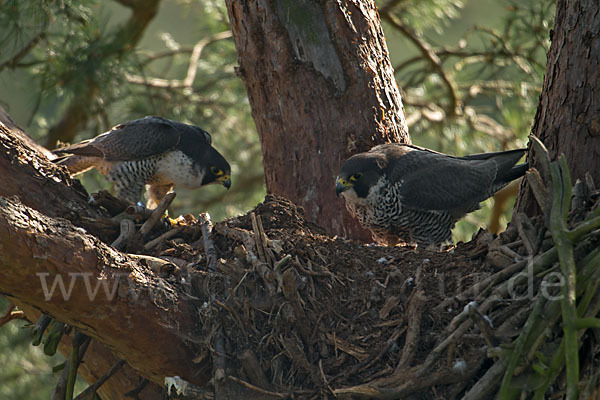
left=282, top=269, right=312, bottom=344
left=138, top=192, right=176, bottom=238
left=43, top=320, right=67, bottom=356
left=467, top=306, right=496, bottom=349
left=213, top=299, right=249, bottom=338
left=126, top=31, right=232, bottom=88
left=533, top=251, right=600, bottom=399
left=514, top=212, right=537, bottom=256
left=199, top=213, right=217, bottom=272
left=528, top=135, right=551, bottom=183
left=67, top=334, right=91, bottom=400
left=88, top=190, right=131, bottom=216
left=214, top=329, right=226, bottom=384
left=144, top=226, right=183, bottom=250
left=124, top=378, right=148, bottom=398
left=213, top=224, right=256, bottom=253
left=333, top=359, right=483, bottom=399
left=462, top=358, right=508, bottom=400
left=325, top=333, right=369, bottom=362
left=497, top=292, right=548, bottom=399
left=526, top=168, right=550, bottom=216
left=74, top=359, right=126, bottom=400
left=111, top=219, right=136, bottom=251
left=217, top=228, right=275, bottom=294
left=250, top=212, right=267, bottom=264
left=238, top=349, right=271, bottom=390
left=395, top=265, right=425, bottom=371
left=319, top=358, right=336, bottom=396
left=419, top=240, right=564, bottom=380
left=256, top=214, right=276, bottom=264
left=380, top=12, right=461, bottom=116
left=433, top=259, right=527, bottom=313
left=280, top=334, right=321, bottom=386
left=226, top=375, right=287, bottom=398
left=128, top=254, right=178, bottom=275
left=0, top=303, right=25, bottom=327
left=125, top=204, right=153, bottom=220
left=331, top=326, right=407, bottom=383
left=568, top=215, right=600, bottom=241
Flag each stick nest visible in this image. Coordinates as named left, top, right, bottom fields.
left=93, top=167, right=599, bottom=400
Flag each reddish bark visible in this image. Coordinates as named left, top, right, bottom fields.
left=225, top=0, right=410, bottom=241
left=0, top=118, right=113, bottom=241
left=516, top=0, right=600, bottom=214
left=0, top=196, right=210, bottom=386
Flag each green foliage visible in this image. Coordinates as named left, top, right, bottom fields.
left=383, top=0, right=465, bottom=34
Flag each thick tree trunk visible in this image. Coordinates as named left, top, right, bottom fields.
left=516, top=0, right=600, bottom=214
left=225, top=0, right=410, bottom=241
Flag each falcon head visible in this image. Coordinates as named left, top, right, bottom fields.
left=336, top=154, right=385, bottom=199
left=201, top=147, right=231, bottom=189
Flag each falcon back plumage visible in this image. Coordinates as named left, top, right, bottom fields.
left=336, top=143, right=528, bottom=246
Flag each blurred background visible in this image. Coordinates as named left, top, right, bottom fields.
left=0, top=0, right=553, bottom=397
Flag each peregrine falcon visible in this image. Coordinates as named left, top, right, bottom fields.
left=54, top=116, right=231, bottom=208
left=336, top=143, right=528, bottom=246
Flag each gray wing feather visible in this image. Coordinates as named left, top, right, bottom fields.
left=54, top=116, right=211, bottom=161
left=386, top=149, right=496, bottom=211
left=89, top=117, right=182, bottom=161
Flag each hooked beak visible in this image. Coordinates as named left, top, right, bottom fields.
left=336, top=177, right=352, bottom=196
left=218, top=175, right=231, bottom=189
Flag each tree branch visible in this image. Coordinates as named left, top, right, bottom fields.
left=0, top=118, right=112, bottom=241
left=380, top=12, right=461, bottom=116
left=0, top=195, right=210, bottom=386
left=126, top=30, right=232, bottom=89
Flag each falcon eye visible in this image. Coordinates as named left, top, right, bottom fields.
left=211, top=167, right=224, bottom=176
left=349, top=173, right=363, bottom=182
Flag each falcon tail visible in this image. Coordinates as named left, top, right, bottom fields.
left=461, top=148, right=528, bottom=183
left=460, top=148, right=528, bottom=195
left=498, top=162, right=529, bottom=184
left=53, top=139, right=104, bottom=175
left=53, top=155, right=97, bottom=175
left=488, top=149, right=528, bottom=185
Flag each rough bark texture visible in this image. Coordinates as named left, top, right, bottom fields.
left=0, top=117, right=204, bottom=397
left=225, top=0, right=410, bottom=241
left=0, top=196, right=210, bottom=386
left=516, top=0, right=600, bottom=214
left=0, top=118, right=111, bottom=240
